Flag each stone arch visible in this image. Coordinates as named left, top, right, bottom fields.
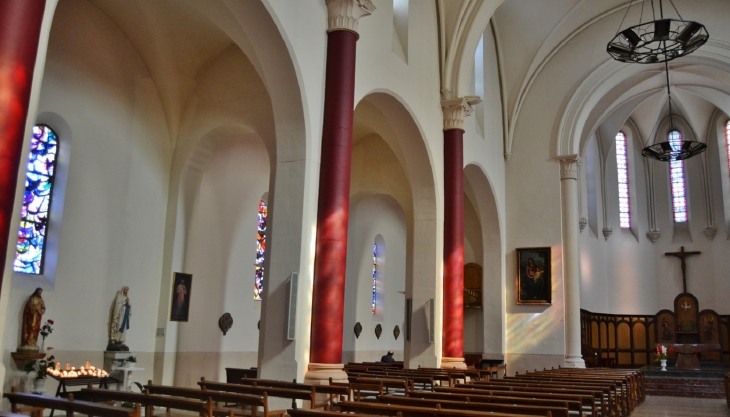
left=464, top=164, right=504, bottom=359
left=354, top=91, right=439, bottom=367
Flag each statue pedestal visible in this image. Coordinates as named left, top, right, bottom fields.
left=104, top=351, right=136, bottom=372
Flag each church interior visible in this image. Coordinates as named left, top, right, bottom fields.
left=1, top=0, right=730, bottom=412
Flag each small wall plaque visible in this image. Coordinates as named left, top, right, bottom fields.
left=354, top=322, right=362, bottom=338
left=375, top=324, right=382, bottom=339
left=218, top=313, right=233, bottom=335
left=393, top=325, right=400, bottom=340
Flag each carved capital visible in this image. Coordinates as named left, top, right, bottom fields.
left=558, top=155, right=581, bottom=180
left=647, top=229, right=661, bottom=243
left=602, top=227, right=613, bottom=241
left=326, top=0, right=375, bottom=35
left=441, top=96, right=480, bottom=131
left=579, top=217, right=587, bottom=232
left=703, top=227, right=717, bottom=241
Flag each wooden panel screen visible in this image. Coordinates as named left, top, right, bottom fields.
left=581, top=309, right=730, bottom=367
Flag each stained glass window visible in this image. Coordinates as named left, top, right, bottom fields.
left=372, top=242, right=377, bottom=314
left=725, top=120, right=730, bottom=175
left=615, top=132, right=630, bottom=229
left=254, top=200, right=267, bottom=301
left=14, top=125, right=59, bottom=274
left=668, top=130, right=687, bottom=223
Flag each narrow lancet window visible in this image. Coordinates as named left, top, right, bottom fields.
left=668, top=130, right=688, bottom=222
left=254, top=200, right=267, bottom=300
left=372, top=242, right=377, bottom=314
left=615, top=132, right=630, bottom=228
left=14, top=125, right=59, bottom=274
left=725, top=120, right=730, bottom=175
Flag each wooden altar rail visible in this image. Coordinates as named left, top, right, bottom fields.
left=580, top=309, right=730, bottom=367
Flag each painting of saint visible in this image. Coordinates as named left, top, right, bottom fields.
left=516, top=248, right=551, bottom=304
left=170, top=273, right=192, bottom=321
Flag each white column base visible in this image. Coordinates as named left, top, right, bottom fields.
left=563, top=355, right=586, bottom=368
left=440, top=357, right=467, bottom=370
left=303, top=362, right=348, bottom=384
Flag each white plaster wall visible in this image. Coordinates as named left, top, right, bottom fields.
left=343, top=195, right=406, bottom=363
left=2, top=0, right=170, bottom=392
left=174, top=135, right=269, bottom=387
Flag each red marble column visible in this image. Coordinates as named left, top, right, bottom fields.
left=0, top=0, right=46, bottom=291
left=309, top=29, right=358, bottom=366
left=442, top=128, right=465, bottom=361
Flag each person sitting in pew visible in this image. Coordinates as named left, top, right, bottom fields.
left=380, top=350, right=395, bottom=363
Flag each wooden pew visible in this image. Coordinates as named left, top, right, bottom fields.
left=338, top=400, right=538, bottom=417
left=515, top=374, right=630, bottom=414
left=405, top=390, right=588, bottom=417
left=726, top=372, right=729, bottom=408
left=437, top=385, right=606, bottom=417
left=0, top=412, right=32, bottom=417
left=238, top=377, right=350, bottom=407
left=226, top=368, right=258, bottom=383
left=144, top=381, right=285, bottom=417
left=348, top=377, right=410, bottom=400
left=287, top=408, right=373, bottom=417
left=81, top=387, right=215, bottom=417
left=463, top=378, right=615, bottom=417
left=4, top=391, right=140, bottom=417
left=489, top=377, right=620, bottom=416
left=376, top=394, right=570, bottom=417
left=199, top=378, right=316, bottom=409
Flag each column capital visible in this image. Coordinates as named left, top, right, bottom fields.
left=325, top=0, right=375, bottom=35
left=557, top=155, right=581, bottom=180
left=441, top=96, right=481, bottom=131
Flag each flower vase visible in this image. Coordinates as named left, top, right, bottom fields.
left=32, top=378, right=46, bottom=393
left=660, top=359, right=667, bottom=371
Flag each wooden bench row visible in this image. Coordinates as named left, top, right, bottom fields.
left=5, top=390, right=140, bottom=417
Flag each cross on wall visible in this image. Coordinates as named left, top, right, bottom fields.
left=664, top=246, right=701, bottom=293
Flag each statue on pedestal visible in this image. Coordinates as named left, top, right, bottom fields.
left=18, top=288, right=46, bottom=353
left=107, top=287, right=131, bottom=351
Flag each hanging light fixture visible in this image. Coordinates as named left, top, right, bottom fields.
left=640, top=62, right=707, bottom=161
left=606, top=0, right=708, bottom=64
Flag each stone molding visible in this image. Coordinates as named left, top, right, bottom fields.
left=647, top=229, right=661, bottom=243
left=304, top=362, right=348, bottom=384
left=325, top=0, right=375, bottom=35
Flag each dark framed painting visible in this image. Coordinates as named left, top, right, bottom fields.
left=516, top=247, right=551, bottom=305
left=170, top=272, right=192, bottom=322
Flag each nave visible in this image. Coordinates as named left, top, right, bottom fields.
left=3, top=366, right=651, bottom=417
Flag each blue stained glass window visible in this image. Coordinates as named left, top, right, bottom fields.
left=14, top=125, right=58, bottom=274
left=372, top=242, right=377, bottom=314
left=668, top=131, right=687, bottom=223
left=725, top=120, right=730, bottom=175
left=254, top=200, right=267, bottom=301
left=615, top=132, right=630, bottom=229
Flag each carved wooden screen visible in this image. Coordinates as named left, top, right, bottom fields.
left=582, top=308, right=730, bottom=366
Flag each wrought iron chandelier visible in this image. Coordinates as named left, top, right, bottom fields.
left=606, top=0, right=708, bottom=64
left=607, top=0, right=708, bottom=161
left=639, top=62, right=707, bottom=162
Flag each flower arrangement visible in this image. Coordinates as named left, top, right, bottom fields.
left=655, top=345, right=674, bottom=361
left=24, top=347, right=56, bottom=380
left=127, top=355, right=137, bottom=363
left=39, top=319, right=54, bottom=350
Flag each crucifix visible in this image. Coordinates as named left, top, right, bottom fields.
left=665, top=246, right=701, bottom=293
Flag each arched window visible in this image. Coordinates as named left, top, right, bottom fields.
left=14, top=125, right=59, bottom=274
left=615, top=132, right=630, bottom=228
left=254, top=199, right=267, bottom=301
left=668, top=130, right=688, bottom=222
left=372, top=242, right=377, bottom=314
left=725, top=120, right=730, bottom=175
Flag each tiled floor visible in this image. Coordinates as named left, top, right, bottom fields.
left=633, top=396, right=730, bottom=416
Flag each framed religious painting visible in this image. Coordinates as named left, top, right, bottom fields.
left=170, top=272, right=192, bottom=322
left=516, top=247, right=551, bottom=305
